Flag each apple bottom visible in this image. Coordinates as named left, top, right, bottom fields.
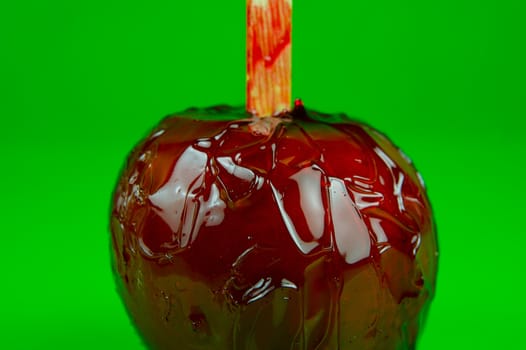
left=112, top=218, right=431, bottom=350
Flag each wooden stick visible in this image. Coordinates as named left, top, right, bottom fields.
left=247, top=0, right=292, bottom=117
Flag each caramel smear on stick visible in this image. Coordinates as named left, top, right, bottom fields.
left=247, top=0, right=292, bottom=117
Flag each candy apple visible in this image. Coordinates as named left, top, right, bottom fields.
left=110, top=1, right=437, bottom=349
left=110, top=103, right=437, bottom=349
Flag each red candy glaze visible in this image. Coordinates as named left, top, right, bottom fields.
left=111, top=104, right=438, bottom=349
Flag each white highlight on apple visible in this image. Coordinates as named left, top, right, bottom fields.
left=149, top=146, right=226, bottom=248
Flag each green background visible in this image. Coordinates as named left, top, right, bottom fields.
left=1, top=0, right=524, bottom=348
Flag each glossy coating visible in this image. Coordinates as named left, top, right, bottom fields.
left=110, top=104, right=438, bottom=349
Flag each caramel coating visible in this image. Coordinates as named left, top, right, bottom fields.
left=111, top=105, right=438, bottom=349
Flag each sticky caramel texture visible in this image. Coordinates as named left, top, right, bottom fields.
left=111, top=105, right=438, bottom=349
